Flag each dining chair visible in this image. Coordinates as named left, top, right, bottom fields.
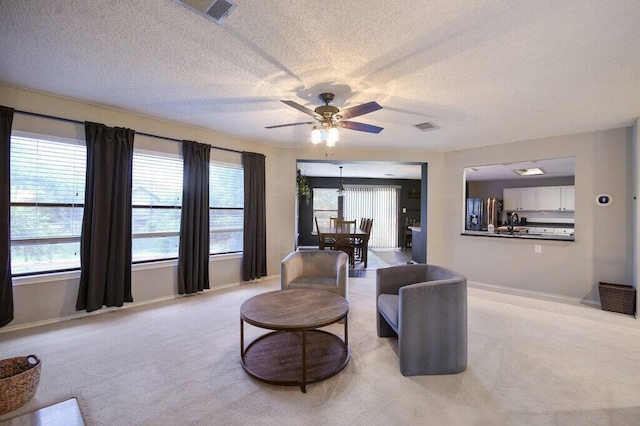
left=355, top=218, right=372, bottom=262
left=333, top=219, right=356, bottom=265
left=315, top=217, right=335, bottom=250
left=329, top=216, right=339, bottom=228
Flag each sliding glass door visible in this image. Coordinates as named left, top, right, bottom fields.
left=342, top=185, right=399, bottom=249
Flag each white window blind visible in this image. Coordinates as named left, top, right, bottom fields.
left=210, top=163, right=243, bottom=254
left=343, top=185, right=400, bottom=249
left=10, top=137, right=244, bottom=274
left=10, top=136, right=86, bottom=274
left=132, top=152, right=183, bottom=261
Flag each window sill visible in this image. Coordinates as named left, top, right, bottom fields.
left=12, top=253, right=242, bottom=286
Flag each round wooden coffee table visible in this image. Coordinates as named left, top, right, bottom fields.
left=240, top=289, right=350, bottom=393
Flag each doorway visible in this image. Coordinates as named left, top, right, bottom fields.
left=295, top=160, right=428, bottom=274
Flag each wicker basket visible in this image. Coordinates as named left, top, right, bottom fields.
left=0, top=355, right=41, bottom=415
left=599, top=282, right=636, bottom=315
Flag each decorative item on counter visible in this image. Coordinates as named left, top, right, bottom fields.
left=488, top=224, right=494, bottom=233
left=296, top=169, right=311, bottom=205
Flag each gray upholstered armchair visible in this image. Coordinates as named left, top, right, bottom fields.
left=376, top=264, right=467, bottom=376
left=281, top=250, right=348, bottom=298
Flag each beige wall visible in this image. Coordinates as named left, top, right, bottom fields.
left=1, top=84, right=636, bottom=329
left=632, top=118, right=639, bottom=314
left=2, top=84, right=291, bottom=327
left=443, top=128, right=633, bottom=302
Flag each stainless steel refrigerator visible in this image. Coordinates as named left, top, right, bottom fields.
left=466, top=198, right=502, bottom=231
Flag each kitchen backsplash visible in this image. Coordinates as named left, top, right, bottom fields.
left=501, top=210, right=574, bottom=225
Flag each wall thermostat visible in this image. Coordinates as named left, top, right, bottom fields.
left=595, top=194, right=612, bottom=206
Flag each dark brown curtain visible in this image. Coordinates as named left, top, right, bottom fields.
left=178, top=140, right=211, bottom=294
left=242, top=152, right=267, bottom=281
left=0, top=106, right=14, bottom=327
left=77, top=122, right=134, bottom=312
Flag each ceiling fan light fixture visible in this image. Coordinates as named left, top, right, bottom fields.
left=267, top=93, right=383, bottom=148
left=311, top=127, right=322, bottom=144
left=326, top=126, right=339, bottom=146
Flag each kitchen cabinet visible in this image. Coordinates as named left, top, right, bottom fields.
left=536, top=186, right=563, bottom=211
left=525, top=227, right=573, bottom=236
left=533, top=227, right=556, bottom=235
left=554, top=228, right=574, bottom=236
left=504, top=185, right=575, bottom=211
left=503, top=187, right=536, bottom=211
left=535, top=185, right=575, bottom=211
left=562, top=186, right=575, bottom=210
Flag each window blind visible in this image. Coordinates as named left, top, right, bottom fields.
left=343, top=185, right=400, bottom=249
left=210, top=163, right=243, bottom=254
left=10, top=136, right=86, bottom=274
left=132, top=152, right=183, bottom=261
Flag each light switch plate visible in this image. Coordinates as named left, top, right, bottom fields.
left=535, top=245, right=542, bottom=253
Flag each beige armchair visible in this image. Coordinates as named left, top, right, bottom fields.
left=280, top=250, right=348, bottom=298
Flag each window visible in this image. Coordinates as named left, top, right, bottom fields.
left=10, top=136, right=86, bottom=275
left=10, top=136, right=244, bottom=274
left=312, top=188, right=338, bottom=229
left=132, top=152, right=183, bottom=262
left=210, top=163, right=243, bottom=254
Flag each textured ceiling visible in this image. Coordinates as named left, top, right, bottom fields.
left=1, top=0, right=639, bottom=152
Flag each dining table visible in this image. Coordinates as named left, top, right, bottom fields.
left=318, top=226, right=370, bottom=268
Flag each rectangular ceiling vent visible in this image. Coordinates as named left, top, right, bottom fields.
left=415, top=121, right=439, bottom=132
left=173, top=0, right=239, bottom=25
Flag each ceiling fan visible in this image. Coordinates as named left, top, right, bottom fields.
left=266, top=93, right=383, bottom=142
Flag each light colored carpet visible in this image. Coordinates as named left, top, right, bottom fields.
left=1, top=277, right=639, bottom=425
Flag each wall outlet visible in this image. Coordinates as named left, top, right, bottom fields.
left=534, top=244, right=542, bottom=254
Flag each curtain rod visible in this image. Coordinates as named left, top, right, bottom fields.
left=14, top=109, right=243, bottom=154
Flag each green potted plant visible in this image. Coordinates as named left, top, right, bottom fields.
left=296, top=169, right=311, bottom=205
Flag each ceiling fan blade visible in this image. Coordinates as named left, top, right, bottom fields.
left=281, top=100, right=323, bottom=120
left=337, top=101, right=382, bottom=120
left=265, top=121, right=314, bottom=129
left=339, top=121, right=384, bottom=134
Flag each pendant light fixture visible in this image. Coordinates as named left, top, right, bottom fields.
left=337, top=165, right=345, bottom=197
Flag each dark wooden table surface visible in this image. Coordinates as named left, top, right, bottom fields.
left=240, top=289, right=350, bottom=392
left=318, top=226, right=370, bottom=268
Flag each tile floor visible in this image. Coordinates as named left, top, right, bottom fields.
left=349, top=249, right=412, bottom=278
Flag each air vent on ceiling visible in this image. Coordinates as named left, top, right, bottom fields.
left=173, top=0, right=239, bottom=25
left=415, top=121, right=439, bottom=132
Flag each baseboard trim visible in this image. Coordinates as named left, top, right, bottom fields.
left=468, top=280, right=600, bottom=308
left=1, top=275, right=279, bottom=334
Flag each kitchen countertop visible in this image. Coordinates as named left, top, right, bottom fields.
left=461, top=230, right=574, bottom=241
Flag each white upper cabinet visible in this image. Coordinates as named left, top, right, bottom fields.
left=562, top=186, right=575, bottom=211
left=520, top=187, right=537, bottom=210
left=503, top=185, right=575, bottom=211
left=503, top=188, right=519, bottom=211
left=536, top=186, right=563, bottom=211
left=503, top=187, right=536, bottom=211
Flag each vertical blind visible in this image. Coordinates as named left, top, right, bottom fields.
left=343, top=185, right=400, bottom=249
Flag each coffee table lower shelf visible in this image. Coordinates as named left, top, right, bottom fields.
left=241, top=329, right=350, bottom=392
